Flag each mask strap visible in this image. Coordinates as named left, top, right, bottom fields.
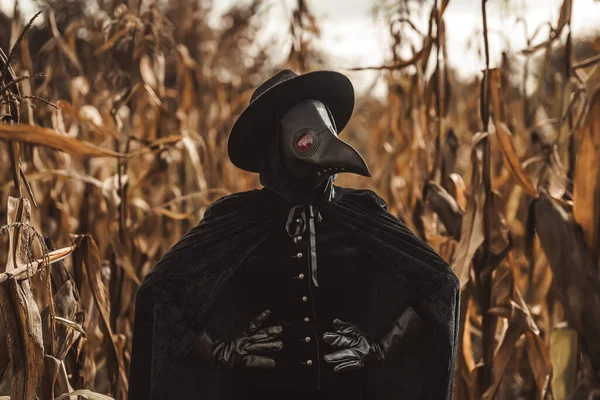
left=325, top=105, right=338, bottom=133
left=308, top=205, right=320, bottom=287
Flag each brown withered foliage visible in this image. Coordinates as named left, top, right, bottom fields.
left=0, top=0, right=599, bottom=399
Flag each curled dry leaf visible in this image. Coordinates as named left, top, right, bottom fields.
left=448, top=173, right=467, bottom=210
left=424, top=181, right=463, bottom=240
left=451, top=132, right=488, bottom=288
left=494, top=122, right=539, bottom=198
left=54, top=316, right=86, bottom=338
left=140, top=54, right=158, bottom=91
left=155, top=51, right=166, bottom=97
left=489, top=68, right=539, bottom=198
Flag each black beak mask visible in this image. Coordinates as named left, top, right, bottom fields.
left=279, top=100, right=371, bottom=189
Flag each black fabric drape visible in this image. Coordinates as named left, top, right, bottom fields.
left=129, top=186, right=460, bottom=399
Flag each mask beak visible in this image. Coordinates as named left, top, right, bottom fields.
left=317, top=131, right=371, bottom=178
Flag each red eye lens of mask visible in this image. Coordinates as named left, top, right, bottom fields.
left=296, top=133, right=314, bottom=151
left=296, top=133, right=314, bottom=152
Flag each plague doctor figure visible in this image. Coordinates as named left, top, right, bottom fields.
left=129, top=69, right=460, bottom=400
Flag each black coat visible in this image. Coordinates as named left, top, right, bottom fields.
left=128, top=184, right=460, bottom=399
left=206, top=197, right=383, bottom=394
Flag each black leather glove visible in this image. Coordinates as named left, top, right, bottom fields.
left=322, top=307, right=424, bottom=372
left=191, top=309, right=283, bottom=369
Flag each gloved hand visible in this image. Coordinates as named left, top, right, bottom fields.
left=322, top=307, right=424, bottom=372
left=191, top=309, right=283, bottom=369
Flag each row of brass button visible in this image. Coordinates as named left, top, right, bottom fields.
left=292, top=217, right=313, bottom=368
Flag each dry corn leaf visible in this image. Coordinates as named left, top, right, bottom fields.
left=524, top=331, right=551, bottom=399
left=425, top=181, right=463, bottom=240
left=39, top=355, right=60, bottom=400
left=48, top=10, right=83, bottom=74
left=54, top=361, right=75, bottom=397
left=448, top=173, right=467, bottom=210
left=451, top=132, right=488, bottom=288
left=481, top=305, right=527, bottom=400
left=140, top=54, right=158, bottom=91
left=573, top=88, right=600, bottom=265
left=533, top=191, right=600, bottom=371
left=94, top=27, right=131, bottom=56
left=493, top=122, right=539, bottom=197
left=0, top=321, right=7, bottom=384
left=52, top=282, right=83, bottom=359
left=0, top=197, right=44, bottom=399
left=0, top=124, right=123, bottom=157
left=181, top=135, right=208, bottom=193
left=55, top=389, right=115, bottom=400
left=556, top=0, right=573, bottom=38
left=490, top=266, right=513, bottom=309
left=1, top=169, right=104, bottom=192
left=153, top=207, right=195, bottom=220
left=522, top=0, right=572, bottom=55
left=54, top=316, right=85, bottom=338
left=155, top=51, right=166, bottom=97
left=440, top=0, right=451, bottom=16
left=73, top=235, right=128, bottom=391
left=550, top=327, right=578, bottom=400
left=101, top=175, right=141, bottom=285
left=490, top=69, right=539, bottom=198
left=461, top=291, right=476, bottom=374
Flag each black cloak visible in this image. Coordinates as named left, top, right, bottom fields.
left=129, top=136, right=460, bottom=399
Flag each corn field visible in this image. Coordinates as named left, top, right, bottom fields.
left=0, top=0, right=599, bottom=399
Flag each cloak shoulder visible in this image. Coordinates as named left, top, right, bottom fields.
left=328, top=186, right=460, bottom=399
left=129, top=188, right=273, bottom=399
left=136, top=189, right=263, bottom=289
left=333, top=186, right=389, bottom=209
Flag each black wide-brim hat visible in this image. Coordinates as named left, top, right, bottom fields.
left=227, top=69, right=355, bottom=173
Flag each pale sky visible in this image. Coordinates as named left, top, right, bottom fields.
left=210, top=0, right=600, bottom=95
left=3, top=0, right=600, bottom=95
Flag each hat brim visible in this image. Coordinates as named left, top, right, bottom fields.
left=227, top=70, right=355, bottom=173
